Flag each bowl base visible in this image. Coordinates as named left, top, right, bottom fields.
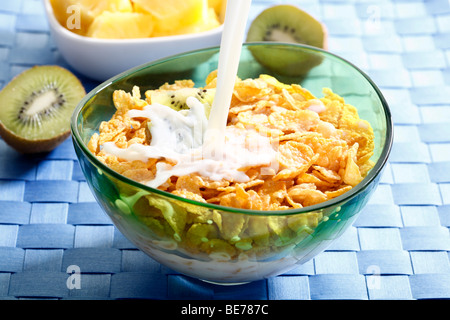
left=201, top=279, right=250, bottom=286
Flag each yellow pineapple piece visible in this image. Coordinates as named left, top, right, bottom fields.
left=182, top=7, right=221, bottom=34
left=152, top=7, right=220, bottom=37
left=99, top=0, right=133, bottom=13
left=208, top=0, right=226, bottom=23
left=132, top=0, right=208, bottom=36
left=208, top=0, right=222, bottom=13
left=50, top=0, right=133, bottom=36
left=86, top=11, right=154, bottom=39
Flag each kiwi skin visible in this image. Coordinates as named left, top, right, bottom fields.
left=0, top=65, right=86, bottom=154
left=0, top=123, right=70, bottom=154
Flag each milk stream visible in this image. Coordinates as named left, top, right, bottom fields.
left=203, top=0, right=252, bottom=154
left=102, top=0, right=261, bottom=188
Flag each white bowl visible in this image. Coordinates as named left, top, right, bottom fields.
left=43, top=0, right=224, bottom=81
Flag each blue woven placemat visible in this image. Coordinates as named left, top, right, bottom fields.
left=0, top=0, right=449, bottom=300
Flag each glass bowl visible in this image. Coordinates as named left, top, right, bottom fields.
left=71, top=43, right=393, bottom=284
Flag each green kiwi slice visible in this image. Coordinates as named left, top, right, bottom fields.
left=149, top=87, right=215, bottom=118
left=0, top=65, right=85, bottom=153
left=246, top=5, right=328, bottom=77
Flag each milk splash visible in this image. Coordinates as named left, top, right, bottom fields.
left=101, top=0, right=265, bottom=188
left=102, top=97, right=278, bottom=188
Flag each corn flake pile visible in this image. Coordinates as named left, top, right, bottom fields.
left=88, top=72, right=375, bottom=212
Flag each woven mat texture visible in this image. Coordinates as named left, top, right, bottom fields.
left=0, top=0, right=449, bottom=300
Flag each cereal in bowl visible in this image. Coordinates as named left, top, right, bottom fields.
left=87, top=72, right=375, bottom=259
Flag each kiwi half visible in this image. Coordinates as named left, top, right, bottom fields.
left=0, top=65, right=86, bottom=153
left=246, top=5, right=328, bottom=77
left=149, top=87, right=215, bottom=118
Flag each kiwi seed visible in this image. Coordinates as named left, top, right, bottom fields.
left=149, top=87, right=215, bottom=117
left=0, top=65, right=86, bottom=154
left=18, top=82, right=66, bottom=125
left=246, top=5, right=328, bottom=77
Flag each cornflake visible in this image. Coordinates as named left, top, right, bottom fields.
left=90, top=73, right=375, bottom=210
left=88, top=73, right=376, bottom=258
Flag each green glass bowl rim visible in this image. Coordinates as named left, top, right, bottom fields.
left=71, top=42, right=393, bottom=217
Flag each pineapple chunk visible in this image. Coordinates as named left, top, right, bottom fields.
left=50, top=0, right=223, bottom=38
left=152, top=8, right=220, bottom=37
left=132, top=0, right=208, bottom=36
left=50, top=0, right=133, bottom=36
left=208, top=0, right=226, bottom=23
left=86, top=11, right=154, bottom=39
left=208, top=0, right=225, bottom=16
left=208, top=0, right=222, bottom=13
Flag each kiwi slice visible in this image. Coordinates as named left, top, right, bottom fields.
left=246, top=5, right=328, bottom=77
left=149, top=87, right=215, bottom=117
left=0, top=65, right=86, bottom=154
